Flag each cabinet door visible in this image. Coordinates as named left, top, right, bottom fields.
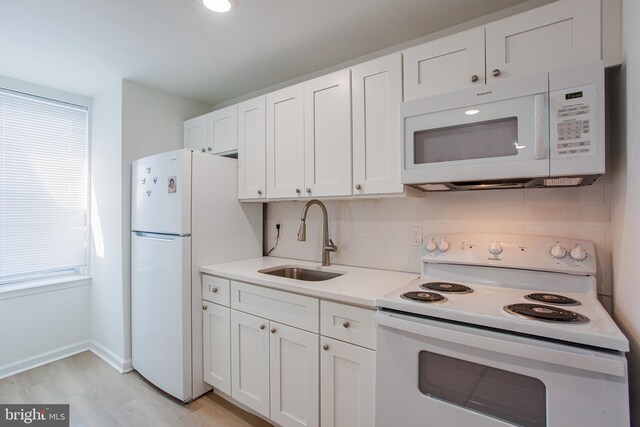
left=266, top=84, right=305, bottom=199
left=351, top=53, right=403, bottom=196
left=403, top=27, right=485, bottom=100
left=303, top=70, right=352, bottom=198
left=208, top=105, right=238, bottom=154
left=237, top=96, right=267, bottom=200
left=320, top=337, right=375, bottom=427
left=270, top=322, right=319, bottom=427
left=231, top=310, right=270, bottom=417
left=183, top=114, right=207, bottom=153
left=486, top=0, right=600, bottom=83
left=203, top=302, right=231, bottom=395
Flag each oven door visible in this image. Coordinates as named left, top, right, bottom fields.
left=401, top=74, right=549, bottom=185
left=375, top=311, right=629, bottom=427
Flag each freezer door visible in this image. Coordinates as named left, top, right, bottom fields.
left=131, top=231, right=192, bottom=401
left=131, top=149, right=192, bottom=235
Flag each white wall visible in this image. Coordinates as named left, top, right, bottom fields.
left=610, top=0, right=640, bottom=422
left=89, top=81, right=128, bottom=370
left=89, top=80, right=210, bottom=370
left=266, top=182, right=614, bottom=310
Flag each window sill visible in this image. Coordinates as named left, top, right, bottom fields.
left=0, top=275, right=91, bottom=300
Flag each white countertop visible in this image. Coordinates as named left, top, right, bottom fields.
left=199, top=257, right=419, bottom=308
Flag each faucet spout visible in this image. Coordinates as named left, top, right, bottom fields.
left=296, top=200, right=337, bottom=266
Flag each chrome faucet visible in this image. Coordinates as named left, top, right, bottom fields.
left=297, top=199, right=337, bottom=266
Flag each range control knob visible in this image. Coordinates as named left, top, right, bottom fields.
left=439, top=238, right=450, bottom=252
left=550, top=243, right=566, bottom=259
left=425, top=240, right=439, bottom=252
left=570, top=245, right=587, bottom=261
left=489, top=241, right=503, bottom=255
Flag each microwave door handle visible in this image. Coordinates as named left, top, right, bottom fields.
left=534, top=93, right=546, bottom=160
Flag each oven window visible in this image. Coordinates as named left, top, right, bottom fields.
left=413, top=117, right=519, bottom=164
left=418, top=351, right=546, bottom=427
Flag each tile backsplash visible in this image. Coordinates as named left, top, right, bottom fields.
left=264, top=182, right=613, bottom=310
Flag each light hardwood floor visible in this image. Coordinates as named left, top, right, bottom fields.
left=0, top=351, right=273, bottom=427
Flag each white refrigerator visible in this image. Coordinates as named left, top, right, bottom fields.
left=131, top=149, right=262, bottom=402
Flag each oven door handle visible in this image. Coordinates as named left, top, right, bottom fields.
left=376, top=312, right=626, bottom=377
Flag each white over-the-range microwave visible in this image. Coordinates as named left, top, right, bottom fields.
left=401, top=62, right=604, bottom=191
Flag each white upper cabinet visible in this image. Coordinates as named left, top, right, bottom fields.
left=270, top=322, right=320, bottom=427
left=266, top=84, right=305, bottom=199
left=183, top=114, right=208, bottom=154
left=486, top=0, right=600, bottom=83
left=303, top=69, right=352, bottom=198
left=352, top=53, right=404, bottom=196
left=403, top=27, right=485, bottom=101
left=237, top=96, right=267, bottom=200
left=207, top=105, right=238, bottom=155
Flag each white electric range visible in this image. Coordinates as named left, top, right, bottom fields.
left=375, top=234, right=630, bottom=427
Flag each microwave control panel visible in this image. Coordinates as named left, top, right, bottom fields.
left=550, top=84, right=595, bottom=158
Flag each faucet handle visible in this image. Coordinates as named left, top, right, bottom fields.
left=326, top=239, right=337, bottom=252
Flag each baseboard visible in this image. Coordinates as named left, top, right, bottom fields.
left=0, top=341, right=91, bottom=380
left=89, top=341, right=132, bottom=374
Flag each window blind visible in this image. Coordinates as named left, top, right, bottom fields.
left=0, top=89, right=88, bottom=284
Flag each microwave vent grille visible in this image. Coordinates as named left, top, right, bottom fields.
left=543, top=177, right=584, bottom=187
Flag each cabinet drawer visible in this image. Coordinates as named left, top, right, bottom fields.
left=231, top=281, right=319, bottom=333
left=202, top=275, right=230, bottom=306
left=320, top=301, right=375, bottom=349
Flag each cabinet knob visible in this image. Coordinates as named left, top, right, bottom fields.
left=492, top=69, right=501, bottom=77
left=257, top=189, right=263, bottom=196
left=207, top=147, right=212, bottom=152
left=306, top=187, right=311, bottom=194
left=355, top=184, right=362, bottom=190
left=259, top=324, right=266, bottom=330
left=201, top=148, right=206, bottom=153
left=203, top=305, right=208, bottom=310
left=471, top=74, right=479, bottom=82
left=295, top=188, right=301, bottom=194
left=271, top=327, right=277, bottom=334
left=211, top=287, right=218, bottom=293
left=342, top=321, right=350, bottom=329
left=323, top=344, right=329, bottom=351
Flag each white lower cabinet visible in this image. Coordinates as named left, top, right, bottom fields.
left=206, top=281, right=374, bottom=427
left=270, top=322, right=320, bottom=427
left=320, top=337, right=375, bottom=427
left=203, top=301, right=231, bottom=395
left=230, top=309, right=270, bottom=417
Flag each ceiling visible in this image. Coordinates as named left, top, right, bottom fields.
left=0, top=0, right=532, bottom=105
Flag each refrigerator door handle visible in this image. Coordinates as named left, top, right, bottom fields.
left=134, top=231, right=190, bottom=240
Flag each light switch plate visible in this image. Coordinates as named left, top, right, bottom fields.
left=409, top=226, right=423, bottom=246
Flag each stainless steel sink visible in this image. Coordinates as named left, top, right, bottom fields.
left=258, top=265, right=344, bottom=282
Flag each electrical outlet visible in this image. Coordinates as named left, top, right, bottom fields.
left=409, top=226, right=423, bottom=246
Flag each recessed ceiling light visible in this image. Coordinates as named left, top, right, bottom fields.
left=203, top=0, right=236, bottom=13
left=464, top=109, right=480, bottom=116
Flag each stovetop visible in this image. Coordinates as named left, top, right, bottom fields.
left=376, top=234, right=629, bottom=352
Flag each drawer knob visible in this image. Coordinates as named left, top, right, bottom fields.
left=203, top=305, right=208, bottom=310
left=271, top=328, right=277, bottom=334
left=211, top=287, right=218, bottom=293
left=323, top=344, right=329, bottom=351
left=342, top=321, right=350, bottom=329
left=207, top=147, right=212, bottom=152
left=471, top=74, right=479, bottom=82
left=355, top=184, right=362, bottom=190
left=257, top=189, right=263, bottom=196
left=295, top=188, right=301, bottom=194
left=492, top=68, right=501, bottom=77
left=201, top=148, right=206, bottom=153
left=306, top=187, right=311, bottom=194
left=260, top=324, right=266, bottom=330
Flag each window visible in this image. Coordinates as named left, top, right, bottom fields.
left=0, top=88, right=88, bottom=284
